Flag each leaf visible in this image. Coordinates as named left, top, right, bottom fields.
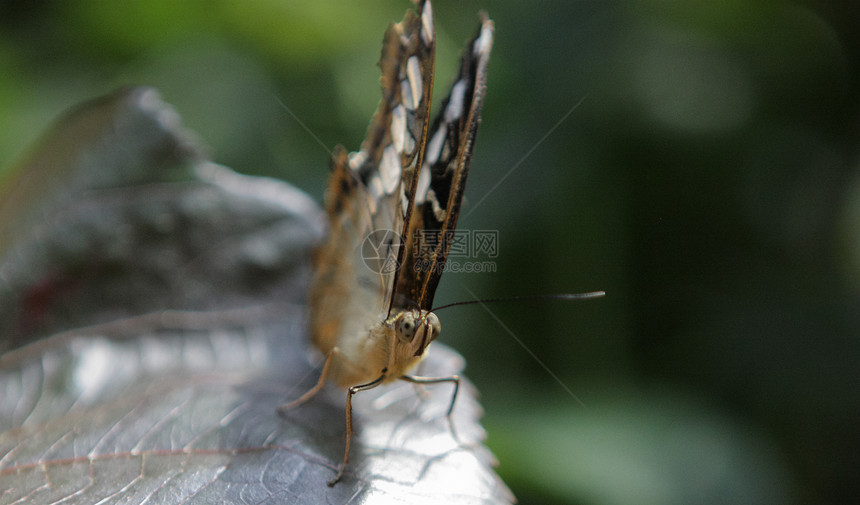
left=0, top=88, right=514, bottom=504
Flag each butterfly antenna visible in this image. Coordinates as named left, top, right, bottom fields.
left=432, top=291, right=605, bottom=312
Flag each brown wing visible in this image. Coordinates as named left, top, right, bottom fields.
left=309, top=1, right=436, bottom=350
left=348, top=0, right=436, bottom=317
left=393, top=13, right=494, bottom=311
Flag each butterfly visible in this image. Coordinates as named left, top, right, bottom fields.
left=278, top=0, right=493, bottom=486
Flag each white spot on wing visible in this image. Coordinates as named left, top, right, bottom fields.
left=349, top=150, right=367, bottom=171
left=407, top=56, right=423, bottom=109
left=415, top=165, right=431, bottom=204
left=391, top=104, right=407, bottom=153
left=379, top=144, right=401, bottom=194
left=424, top=125, right=447, bottom=167
left=474, top=25, right=493, bottom=56
left=445, top=80, right=467, bottom=122
left=427, top=188, right=446, bottom=221
left=401, top=79, right=416, bottom=110
left=421, top=1, right=434, bottom=45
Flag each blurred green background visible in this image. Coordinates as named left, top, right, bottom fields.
left=1, top=0, right=859, bottom=504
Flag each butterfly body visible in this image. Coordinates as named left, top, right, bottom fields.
left=308, top=153, right=444, bottom=386
left=281, top=0, right=492, bottom=486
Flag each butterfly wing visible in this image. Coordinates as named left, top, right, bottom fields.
left=310, top=1, right=436, bottom=354
left=393, top=14, right=494, bottom=311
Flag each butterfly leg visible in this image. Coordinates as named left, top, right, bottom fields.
left=329, top=369, right=388, bottom=487
left=276, top=349, right=337, bottom=414
left=399, top=374, right=462, bottom=445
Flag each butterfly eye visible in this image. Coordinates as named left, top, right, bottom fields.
left=397, top=313, right=417, bottom=341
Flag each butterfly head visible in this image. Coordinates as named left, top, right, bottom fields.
left=391, top=309, right=441, bottom=357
